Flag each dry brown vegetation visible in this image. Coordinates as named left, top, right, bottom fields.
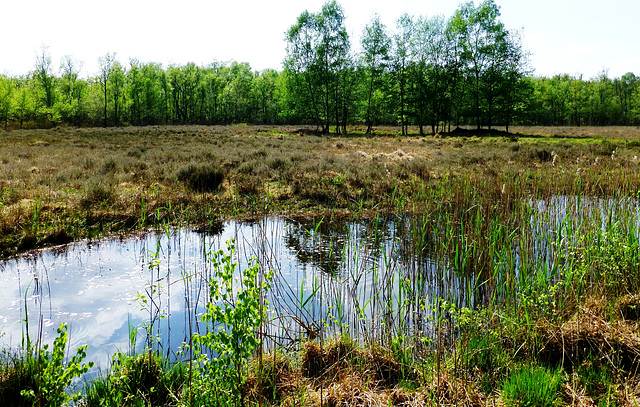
left=1, top=124, right=640, bottom=258
left=240, top=304, right=640, bottom=406
left=244, top=338, right=489, bottom=407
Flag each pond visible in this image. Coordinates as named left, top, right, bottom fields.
left=1, top=196, right=638, bottom=370
left=0, top=215, right=453, bottom=369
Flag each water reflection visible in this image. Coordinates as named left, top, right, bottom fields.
left=4, top=198, right=634, bottom=370
left=0, top=216, right=451, bottom=368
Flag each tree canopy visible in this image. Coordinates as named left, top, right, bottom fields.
left=0, top=0, right=638, bottom=131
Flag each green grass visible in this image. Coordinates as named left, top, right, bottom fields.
left=501, top=364, right=564, bottom=407
left=84, top=352, right=187, bottom=407
left=0, top=349, right=38, bottom=407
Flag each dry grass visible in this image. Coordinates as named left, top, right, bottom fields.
left=3, top=124, right=640, bottom=404
left=1, top=124, right=640, bottom=258
left=540, top=297, right=640, bottom=372
left=244, top=337, right=494, bottom=407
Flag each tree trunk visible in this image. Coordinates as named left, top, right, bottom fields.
left=103, top=86, right=108, bottom=127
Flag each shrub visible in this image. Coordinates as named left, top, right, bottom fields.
left=81, top=181, right=113, bottom=208
left=531, top=148, right=553, bottom=162
left=268, top=157, right=289, bottom=171
left=176, top=163, right=225, bottom=193
left=100, top=158, right=119, bottom=175
left=188, top=239, right=273, bottom=406
left=20, top=324, right=94, bottom=407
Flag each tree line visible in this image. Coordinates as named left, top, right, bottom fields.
left=1, top=0, right=638, bottom=132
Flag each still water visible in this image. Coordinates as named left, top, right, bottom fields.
left=0, top=216, right=446, bottom=368
left=3, top=196, right=634, bottom=369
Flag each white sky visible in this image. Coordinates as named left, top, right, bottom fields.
left=1, top=0, right=638, bottom=80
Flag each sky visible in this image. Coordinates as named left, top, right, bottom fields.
left=1, top=0, right=638, bottom=80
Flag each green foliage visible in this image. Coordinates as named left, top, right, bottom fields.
left=579, top=221, right=640, bottom=294
left=284, top=1, right=352, bottom=133
left=187, top=239, right=273, bottom=406
left=19, top=323, right=94, bottom=407
left=83, top=352, right=186, bottom=407
left=360, top=14, right=391, bottom=134
left=501, top=364, right=564, bottom=407
left=0, top=349, right=38, bottom=407
left=1, top=2, right=638, bottom=129
left=0, top=75, right=14, bottom=129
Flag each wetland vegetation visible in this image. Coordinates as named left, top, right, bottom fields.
left=1, top=124, right=640, bottom=406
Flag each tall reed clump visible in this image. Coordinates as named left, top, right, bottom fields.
left=426, top=188, right=640, bottom=400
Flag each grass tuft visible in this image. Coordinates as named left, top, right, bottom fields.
left=176, top=163, right=225, bottom=193
left=501, top=365, right=564, bottom=407
left=0, top=350, right=37, bottom=407
left=84, top=352, right=186, bottom=407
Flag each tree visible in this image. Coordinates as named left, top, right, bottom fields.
left=254, top=69, right=282, bottom=124
left=34, top=45, right=56, bottom=109
left=59, top=56, right=82, bottom=103
left=409, top=15, right=456, bottom=135
left=284, top=10, right=321, bottom=126
left=418, top=15, right=455, bottom=134
left=0, top=75, right=14, bottom=130
left=200, top=64, right=224, bottom=124
left=33, top=45, right=58, bottom=126
left=533, top=75, right=571, bottom=125
left=443, top=11, right=468, bottom=130
left=568, top=75, right=585, bottom=126
left=225, top=62, right=254, bottom=123
left=284, top=1, right=351, bottom=133
left=127, top=59, right=144, bottom=125
left=110, top=61, right=126, bottom=125
left=97, top=53, right=115, bottom=127
left=493, top=30, right=530, bottom=132
left=618, top=72, right=639, bottom=124
left=451, top=0, right=528, bottom=130
left=391, top=14, right=414, bottom=136
left=57, top=56, right=85, bottom=125
left=13, top=78, right=35, bottom=129
left=142, top=62, right=167, bottom=124
left=361, top=14, right=391, bottom=134
left=169, top=62, right=203, bottom=124
left=335, top=56, right=359, bottom=134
